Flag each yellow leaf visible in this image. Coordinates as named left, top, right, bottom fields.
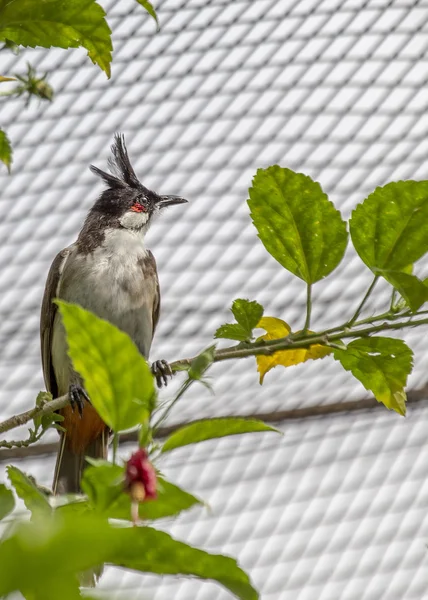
left=256, top=317, right=332, bottom=383
left=0, top=76, right=15, bottom=83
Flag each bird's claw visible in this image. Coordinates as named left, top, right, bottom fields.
left=152, top=359, right=173, bottom=388
left=69, top=384, right=90, bottom=418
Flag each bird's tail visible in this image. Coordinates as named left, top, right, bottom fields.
left=53, top=430, right=108, bottom=495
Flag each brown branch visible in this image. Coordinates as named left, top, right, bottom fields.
left=0, top=394, right=69, bottom=435
left=1, top=387, right=428, bottom=461
left=1, top=314, right=427, bottom=442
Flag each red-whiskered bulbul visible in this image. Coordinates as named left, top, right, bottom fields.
left=40, top=134, right=187, bottom=495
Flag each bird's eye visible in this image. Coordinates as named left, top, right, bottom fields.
left=131, top=202, right=147, bottom=213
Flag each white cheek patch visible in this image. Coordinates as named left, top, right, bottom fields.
left=119, top=210, right=150, bottom=230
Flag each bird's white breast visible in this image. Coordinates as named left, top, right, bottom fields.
left=56, top=228, right=157, bottom=359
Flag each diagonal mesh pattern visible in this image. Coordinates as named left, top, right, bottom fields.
left=1, top=0, right=428, bottom=597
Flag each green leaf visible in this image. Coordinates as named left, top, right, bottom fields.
left=248, top=166, right=348, bottom=283
left=81, top=461, right=201, bottom=521
left=231, top=299, right=264, bottom=334
left=33, top=390, right=59, bottom=431
left=214, top=323, right=251, bottom=342
left=112, top=527, right=258, bottom=600
left=0, top=0, right=112, bottom=77
left=188, top=345, right=216, bottom=380
left=57, top=301, right=155, bottom=432
left=333, top=337, right=413, bottom=416
left=136, top=0, right=159, bottom=30
left=0, top=129, right=12, bottom=172
left=215, top=299, right=264, bottom=341
left=379, top=270, right=428, bottom=312
left=0, top=484, right=15, bottom=521
left=6, top=466, right=51, bottom=517
left=0, top=513, right=258, bottom=600
left=162, top=418, right=279, bottom=453
left=350, top=180, right=428, bottom=272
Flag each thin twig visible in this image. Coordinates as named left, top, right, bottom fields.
left=347, top=275, right=379, bottom=326
left=304, top=283, right=312, bottom=332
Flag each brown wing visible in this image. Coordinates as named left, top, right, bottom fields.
left=146, top=250, right=161, bottom=337
left=40, top=246, right=74, bottom=397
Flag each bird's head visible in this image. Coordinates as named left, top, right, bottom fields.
left=89, top=133, right=187, bottom=233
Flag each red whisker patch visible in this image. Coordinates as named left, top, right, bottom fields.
left=131, top=203, right=147, bottom=212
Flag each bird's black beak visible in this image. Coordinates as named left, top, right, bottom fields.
left=158, top=195, right=188, bottom=208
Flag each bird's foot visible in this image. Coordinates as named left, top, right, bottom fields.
left=69, top=384, right=90, bottom=418
left=151, top=359, right=173, bottom=388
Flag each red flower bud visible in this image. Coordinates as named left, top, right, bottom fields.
left=125, top=448, right=157, bottom=502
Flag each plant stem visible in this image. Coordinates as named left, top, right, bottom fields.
left=347, top=275, right=379, bottom=326
left=390, top=288, right=397, bottom=311
left=112, top=433, right=119, bottom=464
left=152, top=378, right=194, bottom=434
left=304, top=284, right=312, bottom=332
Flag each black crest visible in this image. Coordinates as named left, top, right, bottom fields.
left=90, top=133, right=142, bottom=190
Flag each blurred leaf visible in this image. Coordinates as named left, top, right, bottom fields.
left=333, top=337, right=413, bottom=416
left=0, top=129, right=12, bottom=172
left=0, top=483, right=14, bottom=521
left=379, top=270, right=428, bottom=312
left=55, top=498, right=91, bottom=518
left=112, top=526, right=259, bottom=600
left=0, top=75, right=14, bottom=82
left=215, top=299, right=264, bottom=342
left=0, top=0, right=112, bottom=77
left=0, top=513, right=258, bottom=600
left=350, top=181, right=428, bottom=272
left=1, top=39, right=19, bottom=53
left=248, top=166, right=348, bottom=283
left=81, top=461, right=123, bottom=514
left=188, top=345, right=216, bottom=380
left=136, top=0, right=159, bottom=30
left=162, top=418, right=279, bottom=453
left=255, top=317, right=332, bottom=383
left=0, top=514, right=111, bottom=597
left=57, top=301, right=155, bottom=432
left=6, top=466, right=51, bottom=517
left=81, top=461, right=201, bottom=521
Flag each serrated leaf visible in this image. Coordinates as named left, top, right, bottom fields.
left=248, top=166, right=348, bottom=283
left=57, top=301, right=155, bottom=432
left=0, top=484, right=15, bottom=521
left=113, top=527, right=258, bottom=600
left=350, top=181, right=428, bottom=272
left=333, top=337, right=413, bottom=416
left=81, top=461, right=202, bottom=521
left=136, top=0, right=159, bottom=30
left=0, top=513, right=258, bottom=600
left=7, top=466, right=51, bottom=517
left=379, top=270, right=428, bottom=312
left=215, top=323, right=250, bottom=341
left=232, top=299, right=264, bottom=333
left=215, top=299, right=264, bottom=342
left=255, top=317, right=332, bottom=383
left=0, top=0, right=112, bottom=77
left=162, top=418, right=279, bottom=453
left=0, top=129, right=12, bottom=172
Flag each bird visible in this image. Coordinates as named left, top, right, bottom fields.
left=40, top=133, right=187, bottom=495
